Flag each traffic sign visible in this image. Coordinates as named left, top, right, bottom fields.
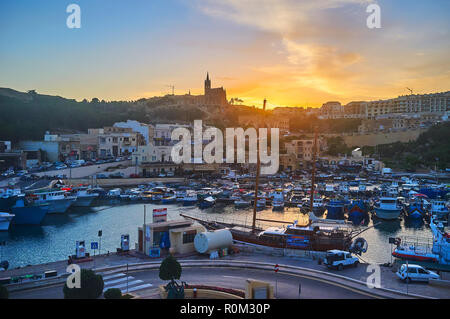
left=274, top=264, right=279, bottom=273
left=91, top=242, right=99, bottom=250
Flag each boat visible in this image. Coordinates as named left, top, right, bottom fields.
left=430, top=199, right=449, bottom=221
left=392, top=216, right=450, bottom=266
left=0, top=189, right=23, bottom=211
left=11, top=197, right=49, bottom=225
left=182, top=212, right=364, bottom=252
left=373, top=197, right=402, bottom=220
left=162, top=195, right=177, bottom=204
left=234, top=198, right=251, bottom=208
left=71, top=187, right=99, bottom=207
left=199, top=196, right=216, bottom=209
left=31, top=190, right=76, bottom=214
left=183, top=191, right=198, bottom=206
left=311, top=196, right=326, bottom=215
left=326, top=199, right=346, bottom=220
left=347, top=200, right=369, bottom=225
left=271, top=189, right=285, bottom=211
left=0, top=212, right=14, bottom=231
left=405, top=197, right=428, bottom=220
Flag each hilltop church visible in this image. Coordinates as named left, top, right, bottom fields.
left=155, top=73, right=228, bottom=110
left=203, top=72, right=228, bottom=107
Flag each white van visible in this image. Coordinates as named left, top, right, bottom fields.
left=396, top=264, right=439, bottom=283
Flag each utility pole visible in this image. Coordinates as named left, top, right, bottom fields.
left=252, top=99, right=266, bottom=233
left=310, top=127, right=318, bottom=212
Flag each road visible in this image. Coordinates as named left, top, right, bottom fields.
left=9, top=266, right=376, bottom=299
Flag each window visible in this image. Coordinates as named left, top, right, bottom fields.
left=183, top=231, right=196, bottom=244
left=407, top=268, right=417, bottom=274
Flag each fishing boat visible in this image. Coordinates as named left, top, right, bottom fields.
left=0, top=212, right=14, bottom=231
left=430, top=199, right=449, bottom=221
left=311, top=196, right=326, bottom=215
left=11, top=197, right=49, bottom=225
left=347, top=200, right=369, bottom=225
left=71, top=187, right=99, bottom=207
left=234, top=198, right=251, bottom=208
left=183, top=191, right=198, bottom=206
left=162, top=195, right=177, bottom=204
left=0, top=189, right=23, bottom=211
left=373, top=197, right=402, bottom=220
left=405, top=197, right=428, bottom=220
left=271, top=189, right=285, bottom=211
left=326, top=199, right=346, bottom=220
left=31, top=190, right=76, bottom=214
left=199, top=196, right=216, bottom=209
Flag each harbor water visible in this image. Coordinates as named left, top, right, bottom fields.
left=0, top=202, right=433, bottom=269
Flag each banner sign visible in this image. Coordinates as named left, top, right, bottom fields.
left=286, top=235, right=310, bottom=248
left=153, top=208, right=167, bottom=223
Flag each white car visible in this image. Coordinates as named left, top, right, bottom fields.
left=396, top=264, right=439, bottom=283
left=323, top=250, right=359, bottom=270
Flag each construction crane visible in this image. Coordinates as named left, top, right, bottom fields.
left=406, top=87, right=413, bottom=95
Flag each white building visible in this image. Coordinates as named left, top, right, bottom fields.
left=113, top=120, right=154, bottom=145
left=132, top=144, right=173, bottom=165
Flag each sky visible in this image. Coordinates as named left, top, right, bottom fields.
left=0, top=0, right=449, bottom=108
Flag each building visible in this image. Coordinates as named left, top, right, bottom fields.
left=137, top=218, right=206, bottom=256
left=204, top=72, right=228, bottom=107
left=319, top=101, right=344, bottom=119
left=132, top=143, right=173, bottom=165
left=284, top=138, right=326, bottom=163
left=97, top=127, right=145, bottom=158
left=113, top=120, right=154, bottom=144
left=279, top=153, right=299, bottom=172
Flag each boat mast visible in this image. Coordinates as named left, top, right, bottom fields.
left=252, top=99, right=266, bottom=233
left=310, top=126, right=318, bottom=212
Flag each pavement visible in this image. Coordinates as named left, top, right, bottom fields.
left=3, top=249, right=450, bottom=299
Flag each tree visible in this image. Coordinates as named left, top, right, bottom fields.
left=159, top=254, right=185, bottom=299
left=159, top=254, right=182, bottom=281
left=63, top=269, right=104, bottom=299
left=104, top=288, right=122, bottom=299
left=0, top=285, right=8, bottom=299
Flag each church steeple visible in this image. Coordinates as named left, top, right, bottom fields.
left=204, top=72, right=211, bottom=94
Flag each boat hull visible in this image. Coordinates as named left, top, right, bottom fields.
left=374, top=207, right=401, bottom=220
left=47, top=198, right=76, bottom=214
left=0, top=215, right=13, bottom=231
left=72, top=196, right=96, bottom=207
left=11, top=205, right=49, bottom=225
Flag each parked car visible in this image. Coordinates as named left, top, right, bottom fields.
left=129, top=174, right=140, bottom=178
left=96, top=173, right=108, bottom=179
left=323, top=250, right=359, bottom=270
left=16, top=170, right=28, bottom=176
left=109, top=172, right=124, bottom=178
left=1, top=170, right=14, bottom=177
left=396, top=264, right=439, bottom=283
left=55, top=164, right=68, bottom=170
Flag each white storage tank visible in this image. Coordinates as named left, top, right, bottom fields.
left=194, top=229, right=233, bottom=254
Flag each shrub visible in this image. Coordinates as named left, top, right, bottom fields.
left=63, top=269, right=104, bottom=299
left=104, top=288, right=122, bottom=299
left=0, top=285, right=8, bottom=299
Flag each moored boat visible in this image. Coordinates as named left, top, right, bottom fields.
left=0, top=212, right=14, bottom=231
left=374, top=197, right=402, bottom=220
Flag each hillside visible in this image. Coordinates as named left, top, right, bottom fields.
left=362, top=122, right=450, bottom=171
